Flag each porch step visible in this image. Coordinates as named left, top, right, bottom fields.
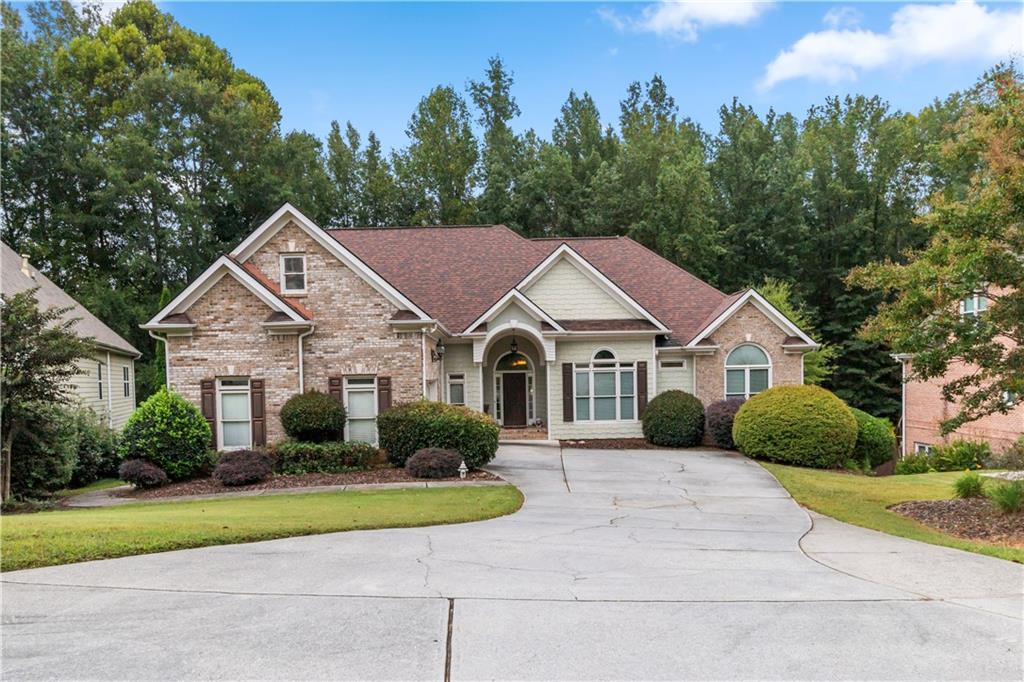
left=499, top=439, right=560, bottom=447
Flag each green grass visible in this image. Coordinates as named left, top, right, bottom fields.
left=761, top=463, right=1024, bottom=563
left=53, top=478, right=123, bottom=499
left=0, top=485, right=524, bottom=572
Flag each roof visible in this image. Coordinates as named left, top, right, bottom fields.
left=1, top=242, right=140, bottom=357
left=235, top=259, right=313, bottom=320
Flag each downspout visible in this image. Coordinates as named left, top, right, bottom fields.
left=148, top=331, right=170, bottom=389
left=900, top=358, right=908, bottom=458
left=106, top=351, right=113, bottom=427
left=297, top=324, right=316, bottom=393
left=421, top=330, right=428, bottom=397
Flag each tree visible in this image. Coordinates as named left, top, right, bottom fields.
left=756, top=278, right=838, bottom=386
left=0, top=289, right=93, bottom=501
left=469, top=56, right=521, bottom=227
left=326, top=120, right=361, bottom=227
left=851, top=65, right=1024, bottom=432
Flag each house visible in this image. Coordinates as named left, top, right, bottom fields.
left=141, top=203, right=817, bottom=448
left=895, top=288, right=1022, bottom=455
left=1, top=242, right=141, bottom=428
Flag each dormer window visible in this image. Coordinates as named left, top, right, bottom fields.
left=960, top=291, right=988, bottom=317
left=281, top=254, right=307, bottom=294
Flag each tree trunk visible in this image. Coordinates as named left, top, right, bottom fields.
left=1, top=425, right=16, bottom=502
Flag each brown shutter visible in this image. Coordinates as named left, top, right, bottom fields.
left=377, top=376, right=392, bottom=413
left=328, top=376, right=343, bottom=403
left=637, top=361, right=649, bottom=418
left=200, top=379, right=217, bottom=448
left=562, top=363, right=574, bottom=422
left=250, top=379, right=266, bottom=447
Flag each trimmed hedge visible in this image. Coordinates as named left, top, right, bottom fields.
left=213, top=449, right=274, bottom=486
left=118, top=459, right=168, bottom=488
left=642, top=390, right=705, bottom=447
left=850, top=408, right=896, bottom=468
left=732, top=385, right=857, bottom=468
left=705, top=398, right=744, bottom=450
left=406, top=448, right=463, bottom=479
left=120, top=388, right=212, bottom=481
left=280, top=391, right=346, bottom=443
left=377, top=401, right=499, bottom=468
left=273, top=440, right=380, bottom=475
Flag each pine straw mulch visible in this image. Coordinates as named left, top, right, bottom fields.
left=118, top=468, right=502, bottom=500
left=890, top=498, right=1024, bottom=547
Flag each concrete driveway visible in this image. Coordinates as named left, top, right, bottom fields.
left=3, top=445, right=1022, bottom=680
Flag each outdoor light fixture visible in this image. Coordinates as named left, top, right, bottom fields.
left=459, top=460, right=468, bottom=479
left=509, top=334, right=518, bottom=354
left=431, top=339, right=445, bottom=363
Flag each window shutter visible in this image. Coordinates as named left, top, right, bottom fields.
left=328, top=376, right=343, bottom=403
left=200, top=379, right=216, bottom=448
left=251, top=379, right=266, bottom=447
left=562, top=363, right=574, bottom=422
left=637, top=361, right=649, bottom=417
left=378, top=376, right=392, bottom=413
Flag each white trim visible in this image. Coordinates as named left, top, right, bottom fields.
left=463, top=288, right=564, bottom=334
left=230, top=203, right=430, bottom=320
left=279, top=253, right=307, bottom=295
left=651, top=338, right=658, bottom=398
left=493, top=351, right=534, bottom=427
left=687, top=289, right=816, bottom=348
left=343, top=375, right=379, bottom=445
left=446, top=372, right=467, bottom=405
left=572, top=359, right=638, bottom=423
left=216, top=377, right=252, bottom=451
left=545, top=361, right=553, bottom=439
left=475, top=322, right=553, bottom=363
left=724, top=343, right=773, bottom=400
left=516, top=244, right=669, bottom=332
left=105, top=352, right=113, bottom=428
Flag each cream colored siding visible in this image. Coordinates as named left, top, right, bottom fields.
left=524, top=258, right=634, bottom=320
left=69, top=355, right=106, bottom=415
left=656, top=358, right=694, bottom=395
left=67, top=352, right=136, bottom=429
left=108, top=353, right=137, bottom=428
left=491, top=301, right=543, bottom=331
left=442, top=343, right=482, bottom=411
left=483, top=336, right=547, bottom=424
left=549, top=339, right=650, bottom=439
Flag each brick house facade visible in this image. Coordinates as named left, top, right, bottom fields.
left=144, top=204, right=817, bottom=447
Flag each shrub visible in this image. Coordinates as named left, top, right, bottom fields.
left=894, top=454, right=933, bottom=475
left=984, top=437, right=1024, bottom=470
left=279, top=391, right=346, bottom=443
left=932, top=440, right=990, bottom=472
left=118, top=459, right=168, bottom=489
left=406, top=448, right=463, bottom=479
left=10, top=403, right=78, bottom=498
left=273, top=440, right=380, bottom=475
left=119, top=388, right=212, bottom=481
left=850, top=408, right=897, bottom=469
left=377, top=401, right=499, bottom=468
left=953, top=471, right=985, bottom=498
left=705, top=398, right=744, bottom=450
left=642, top=391, right=705, bottom=447
left=70, top=407, right=122, bottom=487
left=213, top=449, right=274, bottom=486
left=987, top=480, right=1024, bottom=514
left=732, top=385, right=857, bottom=469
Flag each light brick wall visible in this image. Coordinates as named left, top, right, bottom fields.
left=693, top=302, right=805, bottom=405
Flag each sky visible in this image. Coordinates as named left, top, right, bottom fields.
left=105, top=1, right=1024, bottom=150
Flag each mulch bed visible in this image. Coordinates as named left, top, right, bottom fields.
left=891, top=499, right=1024, bottom=546
left=118, top=468, right=502, bottom=500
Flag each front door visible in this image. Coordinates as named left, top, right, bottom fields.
left=502, top=373, right=527, bottom=426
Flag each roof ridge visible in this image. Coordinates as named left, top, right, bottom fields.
left=328, top=224, right=503, bottom=232
left=529, top=235, right=622, bottom=241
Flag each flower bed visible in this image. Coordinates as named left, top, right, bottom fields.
left=891, top=499, right=1024, bottom=547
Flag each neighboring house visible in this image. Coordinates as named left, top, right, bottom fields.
left=895, top=288, right=1023, bottom=456
left=142, top=203, right=817, bottom=449
left=1, top=242, right=141, bottom=428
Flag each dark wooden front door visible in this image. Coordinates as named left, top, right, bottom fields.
left=502, top=373, right=527, bottom=426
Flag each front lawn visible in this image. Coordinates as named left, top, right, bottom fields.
left=1, top=485, right=523, bottom=572
left=761, top=464, right=1024, bottom=563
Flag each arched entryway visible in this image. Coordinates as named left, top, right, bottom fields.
left=493, top=351, right=534, bottom=427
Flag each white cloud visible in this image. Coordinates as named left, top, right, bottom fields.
left=822, top=6, right=861, bottom=30
left=601, top=1, right=774, bottom=42
left=760, top=0, right=1024, bottom=90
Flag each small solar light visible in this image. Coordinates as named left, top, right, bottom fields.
left=459, top=460, right=468, bottom=479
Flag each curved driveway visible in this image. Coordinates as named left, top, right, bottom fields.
left=3, top=446, right=1022, bottom=680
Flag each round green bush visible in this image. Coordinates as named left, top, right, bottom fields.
left=850, top=408, right=896, bottom=468
left=280, top=391, right=346, bottom=443
left=377, top=400, right=499, bottom=469
left=642, top=390, right=705, bottom=447
left=732, top=385, right=857, bottom=468
left=119, top=388, right=212, bottom=481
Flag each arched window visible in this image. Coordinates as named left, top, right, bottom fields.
left=496, top=352, right=531, bottom=371
left=593, top=349, right=616, bottom=361
left=574, top=348, right=636, bottom=421
left=725, top=344, right=771, bottom=400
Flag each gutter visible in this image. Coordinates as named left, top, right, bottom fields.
left=297, top=324, right=316, bottom=393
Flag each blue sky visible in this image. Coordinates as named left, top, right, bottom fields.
left=119, top=2, right=1024, bottom=149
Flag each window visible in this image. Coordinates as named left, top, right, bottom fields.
left=660, top=360, right=686, bottom=369
left=122, top=366, right=131, bottom=398
left=725, top=344, right=771, bottom=400
left=1004, top=391, right=1019, bottom=407
left=574, top=349, right=636, bottom=421
left=97, top=362, right=103, bottom=400
left=447, top=373, right=466, bottom=405
left=218, top=378, right=251, bottom=450
left=914, top=442, right=933, bottom=455
left=280, top=254, right=307, bottom=294
left=960, top=291, right=988, bottom=317
left=345, top=376, right=377, bottom=444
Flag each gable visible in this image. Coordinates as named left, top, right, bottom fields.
left=523, top=257, right=635, bottom=320
left=687, top=288, right=816, bottom=348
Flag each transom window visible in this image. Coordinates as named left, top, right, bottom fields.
left=497, top=352, right=530, bottom=371
left=280, top=254, right=307, bottom=294
left=345, top=376, right=377, bottom=444
left=447, top=373, right=466, bottom=405
left=218, top=378, right=251, bottom=450
left=574, top=349, right=636, bottom=421
left=960, top=291, right=988, bottom=317
left=725, top=344, right=771, bottom=400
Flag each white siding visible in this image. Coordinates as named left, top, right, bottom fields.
left=549, top=339, right=650, bottom=440
left=108, top=353, right=137, bottom=428
left=442, top=343, right=482, bottom=412
left=656, top=357, right=694, bottom=395
left=67, top=351, right=136, bottom=429
left=490, top=301, right=543, bottom=332
left=524, top=258, right=634, bottom=320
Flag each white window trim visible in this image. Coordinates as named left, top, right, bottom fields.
left=122, top=366, right=131, bottom=398
left=217, top=378, right=251, bottom=451
left=344, top=376, right=378, bottom=444
left=573, top=350, right=638, bottom=423
left=493, top=352, right=534, bottom=427
left=97, top=362, right=104, bottom=400
left=959, top=291, right=988, bottom=317
left=447, top=372, right=466, bottom=405
left=914, top=442, right=933, bottom=455
left=724, top=343, right=773, bottom=401
left=280, top=253, right=308, bottom=295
